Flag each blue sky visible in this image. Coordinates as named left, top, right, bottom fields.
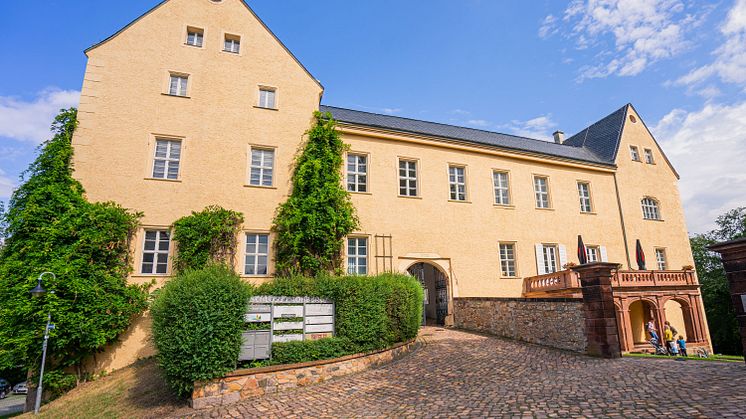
left=1, top=0, right=745, bottom=233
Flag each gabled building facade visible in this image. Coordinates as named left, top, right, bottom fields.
left=72, top=0, right=710, bottom=370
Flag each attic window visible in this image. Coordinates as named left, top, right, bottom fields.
left=629, top=115, right=637, bottom=123
left=186, top=27, right=204, bottom=47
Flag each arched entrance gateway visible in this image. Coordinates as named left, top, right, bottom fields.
left=408, top=262, right=450, bottom=326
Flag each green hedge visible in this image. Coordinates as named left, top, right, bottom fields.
left=151, top=265, right=253, bottom=397
left=257, top=273, right=423, bottom=355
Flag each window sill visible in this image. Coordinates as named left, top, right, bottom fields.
left=580, top=211, right=597, bottom=215
left=493, top=204, right=515, bottom=209
left=131, top=273, right=172, bottom=278
left=398, top=195, right=422, bottom=200
left=161, top=93, right=191, bottom=99
left=222, top=50, right=240, bottom=55
left=448, top=199, right=471, bottom=204
left=643, top=218, right=665, bottom=222
left=349, top=191, right=372, bottom=195
left=500, top=276, right=522, bottom=280
left=244, top=184, right=277, bottom=190
left=144, top=177, right=182, bottom=183
left=253, top=106, right=279, bottom=111
left=535, top=207, right=555, bottom=211
left=240, top=274, right=274, bottom=279
left=184, top=43, right=204, bottom=49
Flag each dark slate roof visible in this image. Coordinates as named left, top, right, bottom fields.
left=320, top=105, right=621, bottom=166
left=563, top=105, right=629, bottom=162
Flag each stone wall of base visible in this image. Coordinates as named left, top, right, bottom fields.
left=191, top=339, right=418, bottom=409
left=454, top=297, right=587, bottom=353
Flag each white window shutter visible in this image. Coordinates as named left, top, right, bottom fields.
left=600, top=246, right=608, bottom=262
left=558, top=244, right=568, bottom=269
left=535, top=244, right=546, bottom=275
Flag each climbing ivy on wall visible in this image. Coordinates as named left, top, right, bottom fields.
left=171, top=206, right=244, bottom=273
left=272, top=111, right=359, bottom=276
left=0, top=108, right=150, bottom=385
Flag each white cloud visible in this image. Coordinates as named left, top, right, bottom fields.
left=652, top=101, right=746, bottom=233
left=675, top=0, right=746, bottom=88
left=451, top=109, right=471, bottom=116
left=466, top=119, right=491, bottom=127
left=501, top=115, right=557, bottom=141
left=546, top=0, right=702, bottom=80
left=382, top=108, right=402, bottom=115
left=0, top=89, right=80, bottom=144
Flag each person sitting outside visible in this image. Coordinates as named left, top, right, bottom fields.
left=677, top=335, right=688, bottom=357
left=646, top=320, right=659, bottom=341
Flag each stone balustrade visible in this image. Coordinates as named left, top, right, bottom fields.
left=523, top=269, right=696, bottom=297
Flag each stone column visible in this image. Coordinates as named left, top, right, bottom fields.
left=571, top=262, right=622, bottom=358
left=709, top=237, right=746, bottom=363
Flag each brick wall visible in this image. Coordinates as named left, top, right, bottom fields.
left=453, top=297, right=587, bottom=353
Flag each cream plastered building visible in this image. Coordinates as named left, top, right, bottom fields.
left=72, top=0, right=709, bottom=370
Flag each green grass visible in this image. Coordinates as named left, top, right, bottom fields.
left=624, top=352, right=744, bottom=363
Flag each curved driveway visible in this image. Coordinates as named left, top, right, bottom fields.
left=184, top=327, right=745, bottom=418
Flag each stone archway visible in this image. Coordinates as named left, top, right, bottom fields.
left=407, top=262, right=450, bottom=326
left=663, top=298, right=695, bottom=342
left=628, top=299, right=657, bottom=345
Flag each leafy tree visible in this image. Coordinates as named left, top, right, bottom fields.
left=272, top=112, right=359, bottom=276
left=690, top=207, right=745, bottom=355
left=0, top=108, right=150, bottom=385
left=171, top=206, right=244, bottom=273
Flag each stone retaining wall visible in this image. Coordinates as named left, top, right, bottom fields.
left=454, top=297, right=587, bottom=353
left=191, top=339, right=418, bottom=409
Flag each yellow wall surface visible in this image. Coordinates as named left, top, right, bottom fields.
left=70, top=0, right=698, bottom=372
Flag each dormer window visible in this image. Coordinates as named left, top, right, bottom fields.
left=186, top=27, right=204, bottom=47
left=224, top=34, right=240, bottom=54
left=629, top=146, right=640, bottom=162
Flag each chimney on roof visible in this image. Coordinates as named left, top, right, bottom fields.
left=553, top=130, right=565, bottom=144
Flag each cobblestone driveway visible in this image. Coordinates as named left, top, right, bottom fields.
left=182, top=327, right=746, bottom=418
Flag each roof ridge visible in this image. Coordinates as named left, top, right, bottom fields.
left=320, top=105, right=572, bottom=148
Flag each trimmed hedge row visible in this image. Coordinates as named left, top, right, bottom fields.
left=151, top=265, right=252, bottom=397
left=257, top=273, right=423, bottom=353
left=151, top=270, right=422, bottom=397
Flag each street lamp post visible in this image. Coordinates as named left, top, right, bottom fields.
left=30, top=272, right=55, bottom=415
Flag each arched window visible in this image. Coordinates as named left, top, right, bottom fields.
left=641, top=198, right=661, bottom=220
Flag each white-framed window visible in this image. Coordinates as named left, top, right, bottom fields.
left=586, top=246, right=600, bottom=262
left=630, top=145, right=640, bottom=161
left=347, top=237, right=368, bottom=275
left=186, top=27, right=204, bottom=47
left=542, top=244, right=559, bottom=274
left=152, top=139, right=182, bottom=180
left=141, top=230, right=170, bottom=274
left=399, top=159, right=418, bottom=197
left=534, top=176, right=550, bottom=208
left=168, top=74, right=188, bottom=97
left=224, top=34, right=240, bottom=53
left=493, top=171, right=510, bottom=205
left=641, top=197, right=661, bottom=220
left=346, top=154, right=367, bottom=193
left=655, top=248, right=667, bottom=270
left=258, top=88, right=276, bottom=109
left=249, top=148, right=274, bottom=187
left=448, top=166, right=466, bottom=201
left=499, top=243, right=517, bottom=277
left=244, top=233, right=269, bottom=276
left=644, top=148, right=655, bottom=164
left=577, top=182, right=593, bottom=213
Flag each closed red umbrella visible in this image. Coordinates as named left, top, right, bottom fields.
left=636, top=239, right=646, bottom=270
left=577, top=235, right=588, bottom=264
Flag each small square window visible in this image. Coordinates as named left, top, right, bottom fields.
left=224, top=34, right=240, bottom=53
left=186, top=27, right=204, bottom=47
left=644, top=149, right=654, bottom=164
left=586, top=246, right=600, bottom=262
left=258, top=88, right=276, bottom=109
left=630, top=146, right=640, bottom=162
left=168, top=74, right=188, bottom=97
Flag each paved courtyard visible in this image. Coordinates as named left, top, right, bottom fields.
left=181, top=327, right=746, bottom=418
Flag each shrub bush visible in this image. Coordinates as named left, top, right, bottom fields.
left=257, top=273, right=423, bottom=355
left=271, top=337, right=356, bottom=365
left=151, top=265, right=253, bottom=397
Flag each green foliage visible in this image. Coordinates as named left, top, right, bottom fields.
left=171, top=206, right=244, bottom=273
left=270, top=337, right=356, bottom=365
left=690, top=207, right=745, bottom=355
left=42, top=370, right=78, bottom=401
left=272, top=112, right=359, bottom=276
left=0, top=108, right=149, bottom=389
left=257, top=273, right=423, bottom=353
left=150, top=265, right=253, bottom=397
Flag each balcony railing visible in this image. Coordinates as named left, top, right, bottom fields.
left=522, top=269, right=697, bottom=298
